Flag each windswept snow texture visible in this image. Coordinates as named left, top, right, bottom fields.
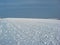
left=0, top=19, right=60, bottom=45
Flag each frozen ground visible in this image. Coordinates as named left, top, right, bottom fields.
left=0, top=18, right=60, bottom=45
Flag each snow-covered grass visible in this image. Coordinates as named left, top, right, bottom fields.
left=0, top=18, right=60, bottom=45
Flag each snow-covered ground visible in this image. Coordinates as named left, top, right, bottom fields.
left=0, top=18, right=60, bottom=45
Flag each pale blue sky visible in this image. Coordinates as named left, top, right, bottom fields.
left=0, top=0, right=60, bottom=19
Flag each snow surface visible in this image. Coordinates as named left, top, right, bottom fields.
left=0, top=18, right=60, bottom=45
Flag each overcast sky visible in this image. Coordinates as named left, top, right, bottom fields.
left=0, top=0, right=60, bottom=19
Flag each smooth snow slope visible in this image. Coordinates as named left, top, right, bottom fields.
left=0, top=18, right=60, bottom=45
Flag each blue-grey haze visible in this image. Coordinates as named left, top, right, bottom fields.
left=0, top=0, right=60, bottom=19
